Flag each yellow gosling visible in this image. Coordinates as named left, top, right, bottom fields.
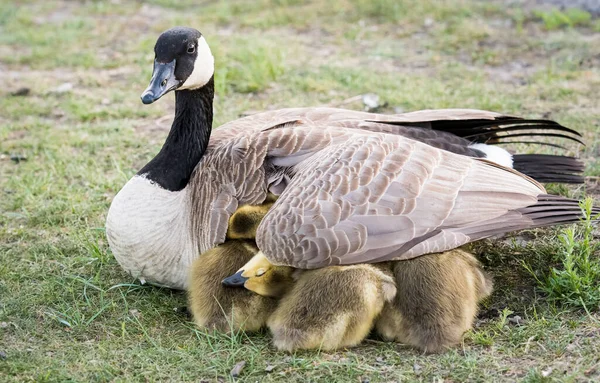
left=267, top=263, right=396, bottom=352
left=188, top=199, right=277, bottom=333
left=226, top=201, right=274, bottom=240
left=375, top=249, right=493, bottom=353
left=188, top=240, right=278, bottom=333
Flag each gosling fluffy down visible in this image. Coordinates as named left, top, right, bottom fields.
left=375, top=249, right=493, bottom=353
left=187, top=240, right=278, bottom=333
left=188, top=201, right=276, bottom=333
left=267, top=264, right=396, bottom=352
left=226, top=199, right=274, bottom=240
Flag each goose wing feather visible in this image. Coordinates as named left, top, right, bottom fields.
left=189, top=107, right=580, bottom=258
left=224, top=107, right=581, bottom=156
left=256, top=127, right=547, bottom=268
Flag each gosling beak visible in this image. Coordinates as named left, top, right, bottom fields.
left=141, top=59, right=180, bottom=104
left=221, top=251, right=272, bottom=288
left=222, top=270, right=248, bottom=287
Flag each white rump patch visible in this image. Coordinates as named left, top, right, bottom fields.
left=179, top=36, right=215, bottom=90
left=469, top=143, right=513, bottom=168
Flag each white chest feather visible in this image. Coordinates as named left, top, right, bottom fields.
left=105, top=175, right=196, bottom=290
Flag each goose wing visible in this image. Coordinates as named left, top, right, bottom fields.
left=224, top=107, right=584, bottom=182
left=255, top=127, right=586, bottom=268
left=231, top=107, right=582, bottom=151
left=191, top=108, right=583, bottom=257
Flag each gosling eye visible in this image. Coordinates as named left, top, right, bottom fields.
left=256, top=268, right=266, bottom=277
left=187, top=45, right=195, bottom=54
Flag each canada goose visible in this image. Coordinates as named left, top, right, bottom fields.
left=375, top=249, right=492, bottom=353
left=106, top=26, right=592, bottom=290
left=267, top=263, right=397, bottom=352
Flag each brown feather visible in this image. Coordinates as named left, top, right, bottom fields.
left=184, top=108, right=589, bottom=271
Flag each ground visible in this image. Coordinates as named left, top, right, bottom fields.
left=1, top=0, right=600, bottom=382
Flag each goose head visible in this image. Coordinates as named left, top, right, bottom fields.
left=141, top=27, right=215, bottom=104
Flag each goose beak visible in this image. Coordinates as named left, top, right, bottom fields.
left=141, top=59, right=179, bottom=104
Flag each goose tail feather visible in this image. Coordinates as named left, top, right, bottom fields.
left=512, top=154, right=585, bottom=184
left=517, top=194, right=600, bottom=227
left=424, top=117, right=585, bottom=184
left=459, top=194, right=599, bottom=241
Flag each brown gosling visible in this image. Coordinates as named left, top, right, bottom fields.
left=226, top=198, right=274, bottom=240
left=266, top=263, right=397, bottom=352
left=187, top=201, right=277, bottom=333
left=187, top=240, right=278, bottom=332
left=375, top=249, right=493, bottom=353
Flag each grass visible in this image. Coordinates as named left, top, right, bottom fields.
left=213, top=39, right=286, bottom=94
left=1, top=0, right=600, bottom=381
left=534, top=8, right=593, bottom=30
left=525, top=198, right=600, bottom=311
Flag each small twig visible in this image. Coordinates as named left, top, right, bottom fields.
left=523, top=335, right=536, bottom=353
left=584, top=360, right=600, bottom=376
left=536, top=341, right=547, bottom=352
left=324, top=94, right=364, bottom=107
left=230, top=360, right=246, bottom=378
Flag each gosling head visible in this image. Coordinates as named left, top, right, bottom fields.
left=222, top=251, right=296, bottom=298
left=141, top=27, right=214, bottom=104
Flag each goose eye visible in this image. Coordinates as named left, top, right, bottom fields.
left=187, top=45, right=195, bottom=54
left=256, top=268, right=266, bottom=277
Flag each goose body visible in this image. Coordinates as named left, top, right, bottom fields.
left=106, top=27, right=590, bottom=290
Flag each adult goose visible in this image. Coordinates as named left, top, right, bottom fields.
left=106, top=27, right=590, bottom=290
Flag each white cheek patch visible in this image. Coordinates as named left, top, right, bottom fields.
left=179, top=36, right=215, bottom=90
left=469, top=143, right=514, bottom=168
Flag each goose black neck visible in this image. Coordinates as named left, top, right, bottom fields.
left=139, top=77, right=214, bottom=191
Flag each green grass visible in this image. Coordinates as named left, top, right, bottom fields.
left=213, top=38, right=286, bottom=94
left=534, top=8, right=593, bottom=30
left=525, top=199, right=600, bottom=310
left=1, top=0, right=600, bottom=381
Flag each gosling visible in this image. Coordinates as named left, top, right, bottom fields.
left=187, top=201, right=277, bottom=333
left=375, top=249, right=493, bottom=353
left=267, top=264, right=397, bottom=352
